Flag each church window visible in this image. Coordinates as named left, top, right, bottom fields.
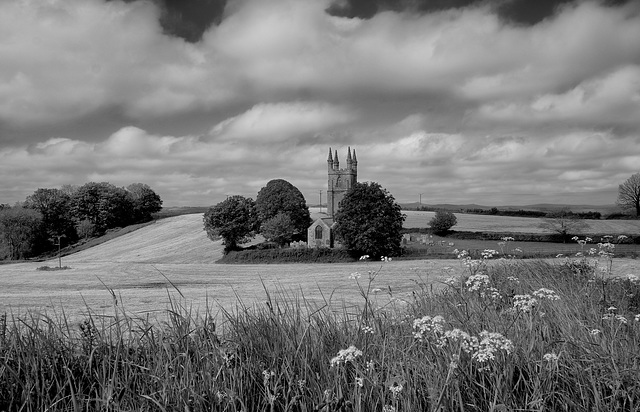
left=315, top=226, right=323, bottom=240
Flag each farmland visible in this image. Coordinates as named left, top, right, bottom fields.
left=1, top=211, right=639, bottom=320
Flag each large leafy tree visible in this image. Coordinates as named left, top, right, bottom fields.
left=24, top=188, right=77, bottom=244
left=0, top=207, right=46, bottom=260
left=255, top=179, right=311, bottom=237
left=71, top=182, right=133, bottom=234
left=203, top=196, right=259, bottom=253
left=126, top=183, right=163, bottom=222
left=617, top=173, right=640, bottom=217
left=260, top=212, right=295, bottom=247
left=334, top=182, right=405, bottom=258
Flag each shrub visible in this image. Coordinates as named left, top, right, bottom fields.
left=429, top=210, right=457, bottom=234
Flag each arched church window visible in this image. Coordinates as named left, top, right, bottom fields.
left=315, top=226, right=323, bottom=240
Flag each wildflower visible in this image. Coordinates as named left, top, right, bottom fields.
left=466, top=274, right=490, bottom=292
left=578, top=240, right=587, bottom=246
left=444, top=276, right=458, bottom=286
left=507, top=276, right=519, bottom=283
left=635, top=314, right=640, bottom=322
left=616, top=315, right=628, bottom=324
left=366, top=360, right=375, bottom=372
left=543, top=352, right=559, bottom=363
left=359, top=255, right=370, bottom=260
left=372, top=288, right=382, bottom=294
left=607, top=306, right=617, bottom=312
left=501, top=236, right=515, bottom=242
left=588, top=248, right=597, bottom=255
left=216, top=391, right=227, bottom=402
left=297, top=380, right=306, bottom=390
left=626, top=274, right=639, bottom=283
left=361, top=325, right=374, bottom=334
left=590, top=329, right=601, bottom=336
left=572, top=236, right=579, bottom=241
left=586, top=237, right=593, bottom=242
left=556, top=253, right=564, bottom=258
left=532, top=288, right=560, bottom=301
left=382, top=406, right=397, bottom=412
left=481, top=249, right=498, bottom=259
left=481, top=286, right=502, bottom=301
left=381, top=256, right=392, bottom=262
left=513, top=294, right=537, bottom=313
left=262, top=370, right=275, bottom=385
left=413, top=315, right=446, bottom=341
left=389, top=383, right=403, bottom=398
left=514, top=247, right=523, bottom=253
left=471, top=331, right=513, bottom=363
left=618, top=235, right=628, bottom=240
left=349, top=272, right=362, bottom=280
left=330, top=345, right=363, bottom=367
left=355, top=377, right=364, bottom=388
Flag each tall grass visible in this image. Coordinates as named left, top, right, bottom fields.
left=1, top=253, right=640, bottom=411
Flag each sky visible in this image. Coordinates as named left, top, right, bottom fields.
left=1, top=0, right=640, bottom=207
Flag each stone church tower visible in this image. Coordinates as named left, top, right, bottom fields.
left=327, top=147, right=357, bottom=217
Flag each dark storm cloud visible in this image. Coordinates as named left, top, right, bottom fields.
left=109, top=0, right=227, bottom=42
left=326, top=0, right=631, bottom=25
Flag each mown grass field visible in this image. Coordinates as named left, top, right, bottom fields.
left=1, top=212, right=640, bottom=321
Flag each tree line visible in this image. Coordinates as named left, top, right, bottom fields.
left=0, top=182, right=162, bottom=260
left=204, top=179, right=406, bottom=258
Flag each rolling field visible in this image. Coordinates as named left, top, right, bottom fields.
left=1, top=211, right=640, bottom=321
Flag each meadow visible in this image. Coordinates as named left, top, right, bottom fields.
left=2, top=251, right=639, bottom=410
left=2, top=212, right=640, bottom=410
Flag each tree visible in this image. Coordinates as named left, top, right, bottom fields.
left=0, top=207, right=46, bottom=260
left=255, top=179, right=311, bottom=238
left=334, top=182, right=405, bottom=258
left=24, top=188, right=77, bottom=244
left=260, top=212, right=295, bottom=247
left=429, top=210, right=458, bottom=234
left=70, top=182, right=133, bottom=234
left=126, top=183, right=163, bottom=222
left=203, top=196, right=259, bottom=253
left=617, top=173, right=640, bottom=217
left=539, top=208, right=588, bottom=242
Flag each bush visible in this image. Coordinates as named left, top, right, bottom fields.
left=429, top=210, right=457, bottom=234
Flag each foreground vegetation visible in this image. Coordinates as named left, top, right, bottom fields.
left=1, top=249, right=640, bottom=410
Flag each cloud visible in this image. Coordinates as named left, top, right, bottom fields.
left=209, top=102, right=356, bottom=143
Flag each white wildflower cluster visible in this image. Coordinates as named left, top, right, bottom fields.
left=349, top=272, right=362, bottom=280
left=471, top=331, right=514, bottom=363
left=590, top=329, right=601, bottom=336
left=355, top=377, right=364, bottom=388
left=635, top=314, right=640, bottom=322
left=626, top=274, right=639, bottom=284
left=602, top=306, right=628, bottom=324
left=330, top=345, right=363, bottom=367
left=413, top=317, right=513, bottom=363
left=359, top=255, right=370, bottom=261
left=412, top=315, right=446, bottom=342
left=262, top=369, right=275, bottom=385
left=389, top=383, right=403, bottom=398
left=501, top=237, right=515, bottom=242
left=513, top=294, right=537, bottom=313
left=444, top=276, right=459, bottom=287
left=532, top=288, right=560, bottom=301
left=382, top=405, right=397, bottom=412
left=466, top=274, right=490, bottom=292
left=543, top=352, right=559, bottom=363
left=381, top=256, right=392, bottom=262
left=361, top=325, right=374, bottom=334
left=481, top=249, right=499, bottom=259
left=507, top=276, right=520, bottom=283
left=464, top=273, right=502, bottom=301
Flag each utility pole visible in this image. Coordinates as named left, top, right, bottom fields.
left=419, top=193, right=424, bottom=208
left=54, top=235, right=63, bottom=269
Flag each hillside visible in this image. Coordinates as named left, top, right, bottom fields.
left=69, top=214, right=224, bottom=264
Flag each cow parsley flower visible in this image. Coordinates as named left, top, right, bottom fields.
left=513, top=294, right=537, bottom=312
left=330, top=345, right=363, bottom=367
left=532, top=288, right=560, bottom=301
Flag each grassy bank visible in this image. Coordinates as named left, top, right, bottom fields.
left=1, top=254, right=640, bottom=411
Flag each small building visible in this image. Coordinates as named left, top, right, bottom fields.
left=307, top=217, right=336, bottom=248
left=307, top=147, right=358, bottom=248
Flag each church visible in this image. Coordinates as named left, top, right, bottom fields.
left=307, top=147, right=357, bottom=248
